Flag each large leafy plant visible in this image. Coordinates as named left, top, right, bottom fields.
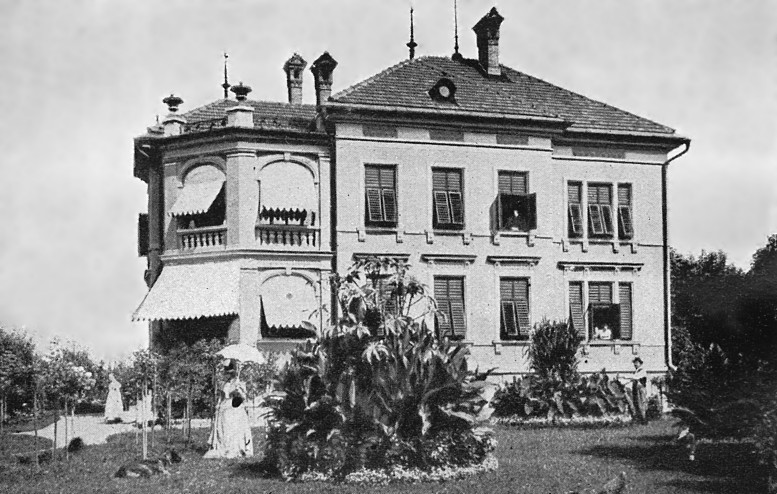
left=265, top=257, right=496, bottom=479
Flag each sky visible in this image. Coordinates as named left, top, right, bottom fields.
left=0, top=0, right=774, bottom=361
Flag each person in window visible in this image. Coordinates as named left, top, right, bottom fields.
left=594, top=324, right=612, bottom=340
left=505, top=209, right=522, bottom=230
left=629, top=357, right=648, bottom=424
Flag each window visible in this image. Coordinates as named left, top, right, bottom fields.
left=429, top=128, right=464, bottom=142
left=587, top=183, right=614, bottom=237
left=432, top=168, right=464, bottom=229
left=500, top=278, right=530, bottom=340
left=569, top=281, right=633, bottom=341
left=498, top=171, right=536, bottom=231
left=567, top=182, right=584, bottom=238
left=434, top=276, right=466, bottom=339
left=363, top=124, right=398, bottom=138
left=496, top=134, right=529, bottom=146
left=618, top=184, right=634, bottom=239
left=365, top=165, right=397, bottom=227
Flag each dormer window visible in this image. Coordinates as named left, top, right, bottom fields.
left=430, top=78, right=457, bottom=103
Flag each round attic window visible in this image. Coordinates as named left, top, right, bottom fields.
left=429, top=77, right=456, bottom=102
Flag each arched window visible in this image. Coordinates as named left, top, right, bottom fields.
left=258, top=161, right=317, bottom=226
left=260, top=275, right=318, bottom=339
left=170, top=164, right=226, bottom=229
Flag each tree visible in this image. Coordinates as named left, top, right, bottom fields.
left=0, top=327, right=35, bottom=432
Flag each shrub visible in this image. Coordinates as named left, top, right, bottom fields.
left=264, top=257, right=496, bottom=480
left=528, top=319, right=582, bottom=383
left=754, top=400, right=777, bottom=493
left=492, top=369, right=634, bottom=422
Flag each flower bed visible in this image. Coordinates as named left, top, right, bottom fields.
left=296, top=454, right=499, bottom=485
left=492, top=413, right=633, bottom=428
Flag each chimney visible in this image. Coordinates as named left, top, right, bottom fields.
left=283, top=53, right=307, bottom=105
left=161, top=94, right=186, bottom=136
left=472, top=7, right=504, bottom=76
left=310, top=52, right=338, bottom=106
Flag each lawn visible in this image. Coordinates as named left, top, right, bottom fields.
left=0, top=418, right=766, bottom=493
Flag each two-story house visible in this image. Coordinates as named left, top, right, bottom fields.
left=133, top=7, right=689, bottom=381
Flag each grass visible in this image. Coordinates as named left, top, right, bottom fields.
left=0, top=418, right=767, bottom=493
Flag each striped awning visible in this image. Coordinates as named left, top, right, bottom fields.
left=169, top=180, right=225, bottom=216
left=261, top=275, right=317, bottom=328
left=132, top=262, right=239, bottom=321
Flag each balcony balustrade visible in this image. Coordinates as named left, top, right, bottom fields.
left=255, top=224, right=319, bottom=248
left=177, top=225, right=227, bottom=250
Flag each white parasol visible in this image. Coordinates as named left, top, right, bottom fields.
left=216, top=343, right=266, bottom=364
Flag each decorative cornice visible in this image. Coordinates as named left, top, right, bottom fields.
left=352, top=252, right=411, bottom=262
left=557, top=261, right=643, bottom=272
left=420, top=253, right=476, bottom=266
left=486, top=255, right=541, bottom=267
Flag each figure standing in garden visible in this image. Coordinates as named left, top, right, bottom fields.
left=204, top=359, right=253, bottom=458
left=104, top=373, right=124, bottom=422
left=629, top=357, right=648, bottom=424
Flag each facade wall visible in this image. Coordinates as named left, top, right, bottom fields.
left=333, top=122, right=670, bottom=377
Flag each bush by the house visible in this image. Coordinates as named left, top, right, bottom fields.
left=263, top=257, right=497, bottom=481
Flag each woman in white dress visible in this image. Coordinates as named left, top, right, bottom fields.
left=104, top=373, right=124, bottom=422
left=204, top=360, right=253, bottom=459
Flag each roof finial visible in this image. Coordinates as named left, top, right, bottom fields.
left=407, top=7, right=417, bottom=60
left=222, top=51, right=231, bottom=99
left=452, top=0, right=462, bottom=60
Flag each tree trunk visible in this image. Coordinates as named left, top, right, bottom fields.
left=64, top=400, right=69, bottom=461
left=33, top=390, right=39, bottom=471
left=186, top=383, right=192, bottom=446
left=52, top=410, right=58, bottom=457
left=166, top=393, right=172, bottom=442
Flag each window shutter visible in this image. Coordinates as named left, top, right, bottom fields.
left=619, top=283, right=633, bottom=340
left=382, top=189, right=397, bottom=222
left=498, top=172, right=527, bottom=195
left=618, top=184, right=631, bottom=205
left=568, top=203, right=583, bottom=236
left=138, top=213, right=149, bottom=257
left=588, top=204, right=604, bottom=234
left=522, top=193, right=537, bottom=231
left=433, top=191, right=451, bottom=224
left=569, top=282, right=585, bottom=338
left=380, top=167, right=396, bottom=188
left=600, top=204, right=614, bottom=234
left=568, top=182, right=581, bottom=204
left=448, top=191, right=464, bottom=225
left=366, top=188, right=383, bottom=222
left=365, top=166, right=381, bottom=188
left=447, top=170, right=462, bottom=191
left=450, top=298, right=466, bottom=337
left=501, top=301, right=519, bottom=336
left=588, top=185, right=598, bottom=204
left=515, top=298, right=530, bottom=336
left=434, top=278, right=452, bottom=335
left=618, top=206, right=634, bottom=238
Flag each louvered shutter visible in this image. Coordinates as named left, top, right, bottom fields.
left=432, top=170, right=449, bottom=190
left=588, top=204, right=604, bottom=234
left=434, top=277, right=453, bottom=336
left=569, top=282, right=585, bottom=338
left=448, top=191, right=464, bottom=225
left=434, top=191, right=451, bottom=224
left=498, top=172, right=528, bottom=194
left=619, top=283, right=633, bottom=340
left=365, top=166, right=381, bottom=188
left=618, top=184, right=633, bottom=238
left=501, top=301, right=518, bottom=336
left=568, top=182, right=581, bottom=204
left=522, top=193, right=537, bottom=231
left=515, top=297, right=530, bottom=336
left=448, top=277, right=466, bottom=337
left=366, top=189, right=383, bottom=222
left=601, top=204, right=614, bottom=234
left=589, top=283, right=612, bottom=304
left=382, top=189, right=397, bottom=222
left=138, top=213, right=149, bottom=257
left=568, top=204, right=583, bottom=236
left=618, top=206, right=634, bottom=238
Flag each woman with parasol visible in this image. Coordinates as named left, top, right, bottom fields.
left=203, top=344, right=263, bottom=458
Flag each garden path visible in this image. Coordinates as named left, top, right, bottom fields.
left=15, top=416, right=210, bottom=447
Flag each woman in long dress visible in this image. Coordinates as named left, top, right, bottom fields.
left=204, top=360, right=253, bottom=458
left=104, top=373, right=124, bottom=422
